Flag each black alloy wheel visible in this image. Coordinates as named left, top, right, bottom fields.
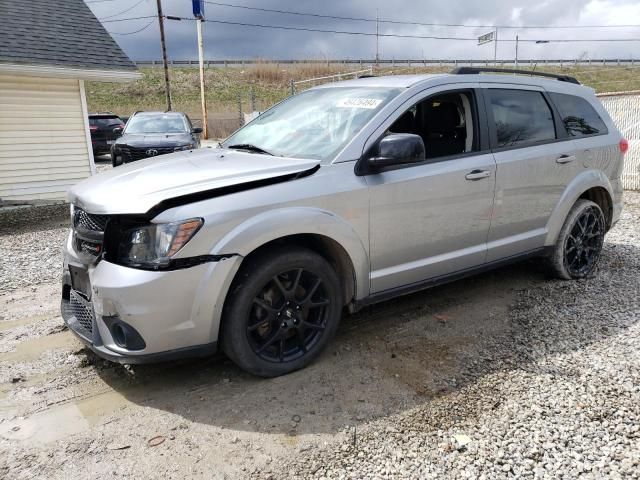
left=248, top=268, right=330, bottom=363
left=564, top=205, right=605, bottom=277
left=550, top=199, right=606, bottom=280
left=221, top=247, right=342, bottom=377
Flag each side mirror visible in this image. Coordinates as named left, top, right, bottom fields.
left=367, top=133, right=425, bottom=171
left=113, top=127, right=123, bottom=136
left=192, top=127, right=203, bottom=134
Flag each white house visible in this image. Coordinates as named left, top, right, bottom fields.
left=0, top=0, right=140, bottom=204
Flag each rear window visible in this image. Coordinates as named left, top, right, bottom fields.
left=487, top=89, right=556, bottom=148
left=549, top=92, right=608, bottom=137
left=89, top=116, right=123, bottom=128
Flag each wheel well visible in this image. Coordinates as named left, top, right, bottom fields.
left=238, top=234, right=356, bottom=306
left=579, top=187, right=613, bottom=230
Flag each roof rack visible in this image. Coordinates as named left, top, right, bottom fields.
left=451, top=67, right=580, bottom=85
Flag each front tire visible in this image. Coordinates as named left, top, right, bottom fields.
left=111, top=152, right=122, bottom=167
left=549, top=199, right=605, bottom=280
left=221, top=247, right=343, bottom=377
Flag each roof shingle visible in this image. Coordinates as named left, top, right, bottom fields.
left=0, top=0, right=137, bottom=71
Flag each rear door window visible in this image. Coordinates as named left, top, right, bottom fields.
left=487, top=89, right=556, bottom=148
left=549, top=92, right=608, bottom=137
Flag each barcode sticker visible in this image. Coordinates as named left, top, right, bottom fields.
left=337, top=98, right=383, bottom=109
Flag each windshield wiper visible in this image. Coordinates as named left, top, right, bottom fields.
left=227, top=144, right=274, bottom=156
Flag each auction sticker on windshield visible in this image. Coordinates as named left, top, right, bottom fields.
left=337, top=98, right=383, bottom=109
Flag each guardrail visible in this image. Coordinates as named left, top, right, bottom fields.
left=133, top=58, right=638, bottom=67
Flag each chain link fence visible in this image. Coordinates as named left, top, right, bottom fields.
left=598, top=91, right=640, bottom=190
left=209, top=68, right=375, bottom=139
left=206, top=85, right=285, bottom=139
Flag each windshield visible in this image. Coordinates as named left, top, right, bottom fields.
left=223, top=86, right=402, bottom=160
left=125, top=114, right=189, bottom=134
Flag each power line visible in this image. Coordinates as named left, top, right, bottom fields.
left=101, top=0, right=148, bottom=20
left=96, top=13, right=640, bottom=42
left=521, top=38, right=640, bottom=43
left=100, top=15, right=157, bottom=23
left=169, top=17, right=478, bottom=40
left=202, top=1, right=640, bottom=30
left=108, top=18, right=156, bottom=35
left=164, top=16, right=640, bottom=43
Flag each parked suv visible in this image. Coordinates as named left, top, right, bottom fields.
left=62, top=68, right=626, bottom=377
left=88, top=113, right=124, bottom=156
left=110, top=111, right=202, bottom=167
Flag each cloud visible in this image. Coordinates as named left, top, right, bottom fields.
left=90, top=0, right=640, bottom=61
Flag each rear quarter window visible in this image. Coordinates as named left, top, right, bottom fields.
left=487, top=89, right=556, bottom=148
left=549, top=92, right=608, bottom=137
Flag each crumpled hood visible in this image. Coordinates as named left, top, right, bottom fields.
left=69, top=148, right=320, bottom=215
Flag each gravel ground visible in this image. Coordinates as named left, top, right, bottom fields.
left=0, top=204, right=69, bottom=294
left=269, top=192, right=640, bottom=479
left=0, top=192, right=638, bottom=479
left=0, top=157, right=111, bottom=294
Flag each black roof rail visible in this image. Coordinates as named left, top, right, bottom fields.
left=451, top=66, right=580, bottom=85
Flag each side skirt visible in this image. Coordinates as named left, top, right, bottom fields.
left=352, top=248, right=545, bottom=311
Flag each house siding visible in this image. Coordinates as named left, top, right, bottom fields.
left=0, top=74, right=92, bottom=201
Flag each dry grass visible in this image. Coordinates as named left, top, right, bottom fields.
left=244, top=59, right=354, bottom=84
left=86, top=62, right=640, bottom=139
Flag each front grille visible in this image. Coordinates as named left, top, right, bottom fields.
left=120, top=146, right=174, bottom=161
left=72, top=207, right=108, bottom=261
left=68, top=290, right=95, bottom=338
left=74, top=208, right=108, bottom=232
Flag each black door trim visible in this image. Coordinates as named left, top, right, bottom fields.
left=352, top=247, right=544, bottom=311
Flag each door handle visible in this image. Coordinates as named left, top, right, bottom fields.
left=465, top=169, right=492, bottom=181
left=556, top=154, right=575, bottom=164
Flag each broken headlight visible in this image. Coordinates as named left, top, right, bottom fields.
left=117, top=218, right=203, bottom=268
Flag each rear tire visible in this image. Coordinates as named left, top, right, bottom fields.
left=221, top=247, right=342, bottom=377
left=549, top=199, right=605, bottom=280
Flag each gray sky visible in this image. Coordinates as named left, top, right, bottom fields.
left=89, top=0, right=640, bottom=61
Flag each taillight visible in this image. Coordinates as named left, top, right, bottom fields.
left=90, top=125, right=98, bottom=132
left=619, top=138, right=629, bottom=155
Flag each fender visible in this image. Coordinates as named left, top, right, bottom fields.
left=211, top=207, right=370, bottom=300
left=544, top=169, right=613, bottom=246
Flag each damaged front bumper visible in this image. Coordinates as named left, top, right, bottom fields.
left=60, top=231, right=241, bottom=364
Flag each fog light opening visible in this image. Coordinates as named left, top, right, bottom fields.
left=112, top=323, right=127, bottom=348
left=103, top=316, right=147, bottom=350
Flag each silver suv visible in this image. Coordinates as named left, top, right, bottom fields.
left=62, top=68, right=626, bottom=377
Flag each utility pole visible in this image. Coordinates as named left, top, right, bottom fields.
left=196, top=17, right=209, bottom=139
left=375, top=9, right=379, bottom=66
left=494, top=27, right=498, bottom=65
left=515, top=35, right=519, bottom=67
left=156, top=0, right=172, bottom=111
